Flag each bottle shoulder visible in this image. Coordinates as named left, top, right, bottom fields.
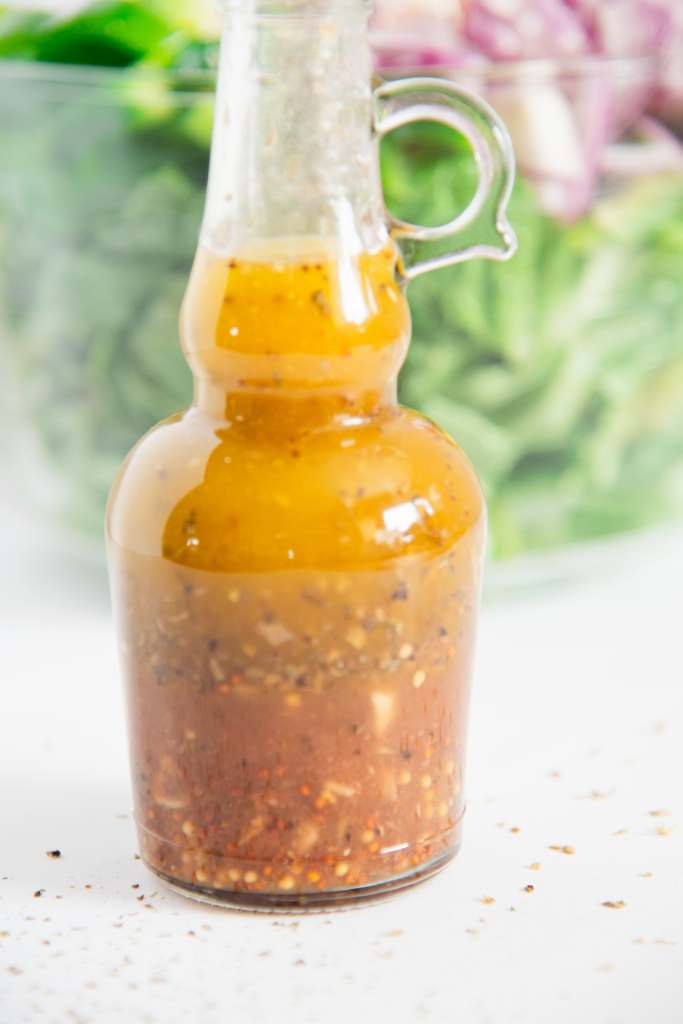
left=107, top=405, right=486, bottom=571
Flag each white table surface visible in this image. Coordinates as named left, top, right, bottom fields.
left=1, top=514, right=682, bottom=1024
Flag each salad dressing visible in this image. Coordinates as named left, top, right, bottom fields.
left=107, top=0, right=515, bottom=908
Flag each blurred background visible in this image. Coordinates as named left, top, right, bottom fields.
left=2, top=0, right=683, bottom=588
left=2, top=5, right=683, bottom=1022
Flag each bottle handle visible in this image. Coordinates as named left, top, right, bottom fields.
left=373, top=77, right=518, bottom=281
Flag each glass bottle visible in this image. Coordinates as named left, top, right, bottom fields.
left=107, top=0, right=516, bottom=910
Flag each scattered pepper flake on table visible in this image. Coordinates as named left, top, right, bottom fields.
left=548, top=845, right=575, bottom=855
left=46, top=850, right=61, bottom=859
left=479, top=896, right=496, bottom=905
left=523, top=884, right=535, bottom=893
left=602, top=900, right=626, bottom=909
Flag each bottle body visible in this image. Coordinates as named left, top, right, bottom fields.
left=109, top=518, right=482, bottom=907
left=108, top=239, right=485, bottom=907
left=107, top=0, right=495, bottom=908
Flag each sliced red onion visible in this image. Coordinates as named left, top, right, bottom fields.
left=370, top=0, right=682, bottom=221
left=576, top=0, right=672, bottom=57
left=601, top=115, right=683, bottom=177
left=371, top=30, right=468, bottom=70
left=463, top=0, right=591, bottom=61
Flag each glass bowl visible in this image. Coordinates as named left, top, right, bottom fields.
left=1, top=55, right=682, bottom=574
left=0, top=60, right=207, bottom=540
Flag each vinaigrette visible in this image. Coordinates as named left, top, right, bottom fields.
left=107, top=0, right=515, bottom=909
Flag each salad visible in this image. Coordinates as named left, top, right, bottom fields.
left=1, top=0, right=683, bottom=559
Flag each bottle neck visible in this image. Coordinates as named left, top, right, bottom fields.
left=194, top=381, right=399, bottom=431
left=182, top=1, right=410, bottom=427
left=201, top=2, right=386, bottom=255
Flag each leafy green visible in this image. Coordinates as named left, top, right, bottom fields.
left=384, top=123, right=683, bottom=557
left=1, top=2, right=682, bottom=557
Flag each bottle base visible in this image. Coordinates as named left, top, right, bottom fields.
left=145, top=846, right=458, bottom=913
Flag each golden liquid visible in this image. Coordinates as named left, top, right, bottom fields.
left=107, top=241, right=485, bottom=907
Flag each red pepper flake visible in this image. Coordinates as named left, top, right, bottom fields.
left=46, top=850, right=61, bottom=859
left=548, top=845, right=575, bottom=855
left=523, top=884, right=535, bottom=893
left=602, top=900, right=626, bottom=909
